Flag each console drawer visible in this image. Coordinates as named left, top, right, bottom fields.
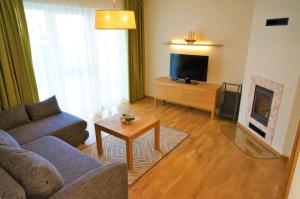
left=182, top=89, right=214, bottom=110
left=167, top=86, right=182, bottom=103
left=155, top=83, right=168, bottom=100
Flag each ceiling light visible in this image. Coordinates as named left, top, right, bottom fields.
left=95, top=0, right=136, bottom=30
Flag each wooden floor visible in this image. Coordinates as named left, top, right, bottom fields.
left=88, top=98, right=288, bottom=199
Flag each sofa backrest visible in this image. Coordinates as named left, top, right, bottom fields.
left=0, top=105, right=30, bottom=131
left=0, top=96, right=62, bottom=131
left=0, top=166, right=26, bottom=199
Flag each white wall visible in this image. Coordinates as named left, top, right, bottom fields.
left=144, top=0, right=254, bottom=96
left=287, top=82, right=300, bottom=198
left=238, top=0, right=300, bottom=155
left=284, top=78, right=300, bottom=155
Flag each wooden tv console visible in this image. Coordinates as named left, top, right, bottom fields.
left=155, top=77, right=221, bottom=119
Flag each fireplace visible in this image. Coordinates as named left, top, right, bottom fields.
left=251, top=85, right=274, bottom=126
left=245, top=75, right=283, bottom=144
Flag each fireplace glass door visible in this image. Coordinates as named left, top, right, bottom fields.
left=251, top=85, right=274, bottom=126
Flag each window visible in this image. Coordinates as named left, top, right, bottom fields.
left=25, top=1, right=129, bottom=122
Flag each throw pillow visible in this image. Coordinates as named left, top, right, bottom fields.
left=0, top=105, right=30, bottom=130
left=0, top=129, right=20, bottom=148
left=26, top=96, right=62, bottom=121
left=0, top=146, right=64, bottom=199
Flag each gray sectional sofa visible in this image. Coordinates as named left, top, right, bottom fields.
left=0, top=96, right=128, bottom=199
left=1, top=96, right=88, bottom=147
left=8, top=111, right=89, bottom=147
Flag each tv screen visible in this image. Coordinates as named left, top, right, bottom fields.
left=170, top=53, right=208, bottom=82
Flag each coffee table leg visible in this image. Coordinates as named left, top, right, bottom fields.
left=155, top=121, right=160, bottom=150
left=126, top=140, right=133, bottom=170
left=95, top=126, right=103, bottom=156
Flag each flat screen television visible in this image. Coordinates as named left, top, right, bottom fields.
left=170, top=53, right=208, bottom=83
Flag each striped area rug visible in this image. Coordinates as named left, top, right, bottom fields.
left=82, top=126, right=189, bottom=185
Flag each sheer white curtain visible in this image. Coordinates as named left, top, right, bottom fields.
left=24, top=0, right=128, bottom=121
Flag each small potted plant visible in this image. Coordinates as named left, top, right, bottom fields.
left=120, top=113, right=135, bottom=124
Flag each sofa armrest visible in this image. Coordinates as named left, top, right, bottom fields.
left=0, top=167, right=26, bottom=199
left=49, top=162, right=128, bottom=199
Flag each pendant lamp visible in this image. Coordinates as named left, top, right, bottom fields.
left=95, top=0, right=136, bottom=29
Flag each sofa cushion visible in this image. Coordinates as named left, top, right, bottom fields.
left=22, top=136, right=102, bottom=185
left=0, top=129, right=20, bottom=148
left=26, top=96, right=62, bottom=121
left=63, top=130, right=89, bottom=147
left=7, top=112, right=87, bottom=145
left=0, top=166, right=26, bottom=199
left=0, top=105, right=30, bottom=130
left=0, top=146, right=64, bottom=199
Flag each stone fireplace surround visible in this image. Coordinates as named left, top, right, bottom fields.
left=245, top=75, right=284, bottom=144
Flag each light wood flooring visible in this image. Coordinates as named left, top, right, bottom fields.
left=83, top=98, right=288, bottom=199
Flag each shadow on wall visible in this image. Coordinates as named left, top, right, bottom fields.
left=284, top=75, right=300, bottom=156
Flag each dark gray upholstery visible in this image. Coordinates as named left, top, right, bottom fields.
left=0, top=146, right=64, bottom=199
left=7, top=112, right=88, bottom=146
left=26, top=96, right=62, bottom=121
left=0, top=105, right=30, bottom=130
left=0, top=101, right=127, bottom=198
left=67, top=130, right=89, bottom=147
left=0, top=129, right=20, bottom=148
left=0, top=166, right=26, bottom=199
left=0, top=136, right=128, bottom=199
left=22, top=136, right=102, bottom=185
left=49, top=162, right=128, bottom=199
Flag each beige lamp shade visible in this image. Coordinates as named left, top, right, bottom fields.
left=95, top=10, right=136, bottom=29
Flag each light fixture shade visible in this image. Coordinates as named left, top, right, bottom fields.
left=95, top=10, right=136, bottom=29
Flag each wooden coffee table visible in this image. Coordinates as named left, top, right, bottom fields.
left=94, top=114, right=160, bottom=170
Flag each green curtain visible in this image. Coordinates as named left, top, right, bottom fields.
left=0, top=0, right=39, bottom=110
left=125, top=0, right=145, bottom=103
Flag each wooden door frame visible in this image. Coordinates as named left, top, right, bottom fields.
left=284, top=120, right=300, bottom=199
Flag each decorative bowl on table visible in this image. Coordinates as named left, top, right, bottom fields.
left=120, top=113, right=135, bottom=124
